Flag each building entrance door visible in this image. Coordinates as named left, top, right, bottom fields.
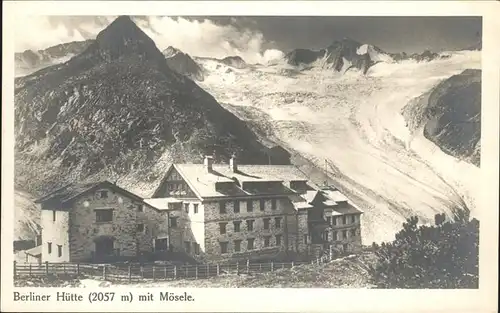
left=94, top=236, right=115, bottom=258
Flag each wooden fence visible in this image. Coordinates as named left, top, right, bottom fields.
left=14, top=254, right=333, bottom=282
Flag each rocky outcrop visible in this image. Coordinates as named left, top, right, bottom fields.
left=220, top=56, right=247, bottom=69
left=162, top=46, right=205, bottom=81
left=402, top=69, right=481, bottom=166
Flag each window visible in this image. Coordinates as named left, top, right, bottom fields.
left=234, top=240, right=242, bottom=252
left=263, top=218, right=270, bottom=230
left=246, top=200, right=253, bottom=212
left=271, top=199, right=277, bottom=210
left=247, top=238, right=255, bottom=250
left=343, top=230, right=348, bottom=239
left=303, top=235, right=308, bottom=244
left=351, top=215, right=357, bottom=223
left=219, top=201, right=227, bottom=214
left=169, top=217, right=178, bottom=228
left=57, top=245, right=62, bottom=257
left=184, top=241, right=191, bottom=253
left=275, top=235, right=282, bottom=246
left=137, top=204, right=143, bottom=212
left=95, top=209, right=113, bottom=223
left=47, top=242, right=52, bottom=254
left=350, top=228, right=357, bottom=237
left=220, top=241, right=228, bottom=254
left=193, top=204, right=199, bottom=214
left=184, top=203, right=189, bottom=213
left=233, top=201, right=240, bottom=213
left=233, top=221, right=241, bottom=232
left=246, top=220, right=254, bottom=231
left=219, top=222, right=227, bottom=235
left=326, top=217, right=332, bottom=225
left=52, top=210, right=56, bottom=222
left=264, top=236, right=271, bottom=247
left=332, top=231, right=338, bottom=241
left=342, top=216, right=347, bottom=225
left=194, top=243, right=200, bottom=255
left=99, top=190, right=108, bottom=199
left=274, top=217, right=282, bottom=229
left=332, top=217, right=337, bottom=226
left=260, top=199, right=265, bottom=211
left=154, top=238, right=169, bottom=251
left=137, top=224, right=145, bottom=233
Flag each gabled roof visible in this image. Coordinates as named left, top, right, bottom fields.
left=35, top=180, right=145, bottom=207
left=160, top=164, right=312, bottom=199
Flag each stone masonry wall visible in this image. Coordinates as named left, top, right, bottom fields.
left=68, top=187, right=166, bottom=262
left=202, top=197, right=301, bottom=262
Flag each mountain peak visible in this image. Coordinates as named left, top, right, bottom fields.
left=70, top=15, right=166, bottom=67
left=163, top=46, right=182, bottom=58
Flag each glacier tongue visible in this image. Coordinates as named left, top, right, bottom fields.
left=198, top=51, right=481, bottom=244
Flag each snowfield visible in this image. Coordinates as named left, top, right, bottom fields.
left=197, top=51, right=481, bottom=244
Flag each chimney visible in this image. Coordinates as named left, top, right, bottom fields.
left=230, top=153, right=238, bottom=172
left=204, top=155, right=213, bottom=172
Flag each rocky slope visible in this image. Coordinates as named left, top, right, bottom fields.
left=14, top=15, right=289, bottom=239
left=162, top=46, right=205, bottom=81
left=15, top=40, right=94, bottom=77
left=401, top=69, right=481, bottom=167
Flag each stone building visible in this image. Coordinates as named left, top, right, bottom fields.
left=146, top=156, right=363, bottom=262
left=35, top=181, right=169, bottom=263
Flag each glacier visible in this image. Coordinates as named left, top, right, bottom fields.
left=197, top=51, right=481, bottom=244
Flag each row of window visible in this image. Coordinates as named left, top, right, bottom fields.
left=322, top=228, right=358, bottom=241
left=219, top=217, right=282, bottom=234
left=184, top=241, right=201, bottom=255
left=47, top=242, right=63, bottom=257
left=219, top=235, right=282, bottom=254
left=326, top=214, right=358, bottom=226
left=219, top=199, right=277, bottom=214
left=184, top=203, right=199, bottom=214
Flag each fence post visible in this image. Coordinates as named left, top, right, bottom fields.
left=128, top=265, right=132, bottom=282
left=45, top=261, right=49, bottom=276
left=236, top=261, right=239, bottom=275
left=206, top=264, right=209, bottom=278
left=195, top=265, right=198, bottom=279
left=185, top=266, right=188, bottom=278
left=216, top=264, right=220, bottom=276
left=174, top=265, right=177, bottom=279
left=63, top=263, right=66, bottom=274
left=317, top=258, right=319, bottom=265
left=77, top=263, right=80, bottom=276
left=164, top=266, right=167, bottom=280
left=292, top=261, right=294, bottom=268
left=246, top=259, right=250, bottom=274
left=13, top=261, right=17, bottom=279
left=103, top=265, right=107, bottom=280
left=29, top=263, right=32, bottom=276
left=271, top=262, right=274, bottom=272
left=152, top=266, right=156, bottom=281
left=140, top=266, right=144, bottom=279
left=259, top=263, right=262, bottom=271
left=282, top=263, right=285, bottom=270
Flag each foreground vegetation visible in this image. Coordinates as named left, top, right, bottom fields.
left=369, top=210, right=479, bottom=288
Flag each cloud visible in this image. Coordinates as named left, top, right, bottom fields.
left=14, top=15, right=284, bottom=64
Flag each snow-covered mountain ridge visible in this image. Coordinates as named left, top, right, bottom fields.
left=196, top=50, right=481, bottom=243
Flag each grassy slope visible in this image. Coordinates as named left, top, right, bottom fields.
left=14, top=252, right=377, bottom=288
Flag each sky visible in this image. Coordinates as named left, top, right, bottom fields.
left=14, top=16, right=481, bottom=64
